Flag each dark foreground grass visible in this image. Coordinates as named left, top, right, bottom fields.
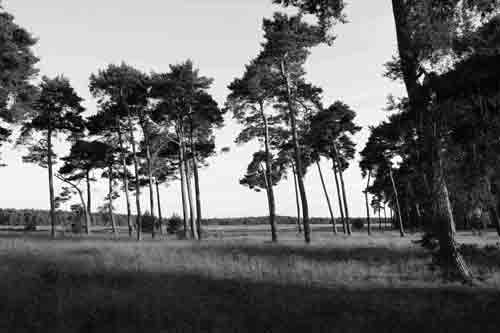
left=0, top=233, right=499, bottom=332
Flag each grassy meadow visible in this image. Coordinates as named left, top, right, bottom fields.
left=1, top=228, right=500, bottom=332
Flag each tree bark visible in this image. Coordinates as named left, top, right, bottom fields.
left=316, top=160, right=337, bottom=234
left=389, top=168, right=405, bottom=237
left=260, top=162, right=278, bottom=242
left=47, top=127, right=56, bottom=238
left=365, top=171, right=372, bottom=235
left=108, top=165, right=117, bottom=236
left=126, top=111, right=142, bottom=241
left=189, top=123, right=202, bottom=240
left=180, top=129, right=198, bottom=240
left=292, top=162, right=302, bottom=233
left=281, top=59, right=310, bottom=243
left=85, top=170, right=92, bottom=235
left=332, top=160, right=346, bottom=234
left=260, top=102, right=278, bottom=242
left=155, top=180, right=163, bottom=235
left=117, top=120, right=133, bottom=237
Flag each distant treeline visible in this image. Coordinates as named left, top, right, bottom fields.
left=0, top=208, right=387, bottom=229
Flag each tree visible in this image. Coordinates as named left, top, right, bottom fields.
left=20, top=76, right=85, bottom=237
left=258, top=13, right=327, bottom=243
left=0, top=4, right=39, bottom=164
left=227, top=59, right=282, bottom=241
left=58, top=140, right=110, bottom=234
left=89, top=63, right=148, bottom=241
left=307, top=101, right=361, bottom=235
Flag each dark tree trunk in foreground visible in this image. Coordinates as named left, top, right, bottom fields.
left=332, top=146, right=351, bottom=235
left=108, top=165, right=117, bottom=236
left=144, top=127, right=156, bottom=239
left=316, top=161, right=337, bottom=234
left=365, top=171, right=372, bottom=235
left=292, top=162, right=302, bottom=233
left=389, top=168, right=405, bottom=237
left=126, top=110, right=142, bottom=241
left=260, top=163, right=278, bottom=242
left=85, top=170, right=92, bottom=235
left=117, top=121, right=133, bottom=237
left=181, top=131, right=198, bottom=240
left=281, top=59, right=310, bottom=243
left=189, top=126, right=203, bottom=239
left=47, top=127, right=56, bottom=238
left=155, top=181, right=163, bottom=235
left=332, top=160, right=346, bottom=234
left=260, top=102, right=277, bottom=242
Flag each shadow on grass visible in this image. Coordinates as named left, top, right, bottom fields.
left=1, top=252, right=500, bottom=333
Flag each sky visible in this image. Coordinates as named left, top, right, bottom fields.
left=1, top=0, right=405, bottom=218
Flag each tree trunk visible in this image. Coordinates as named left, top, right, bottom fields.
left=281, top=59, right=310, bottom=243
left=316, top=160, right=337, bottom=234
left=181, top=130, right=198, bottom=240
left=47, top=128, right=56, bottom=238
left=178, top=136, right=189, bottom=238
left=389, top=168, right=405, bottom=237
left=108, top=165, right=117, bottom=236
left=332, top=144, right=351, bottom=235
left=260, top=163, right=278, bottom=242
left=189, top=124, right=202, bottom=240
left=85, top=170, right=92, bottom=235
left=332, top=160, right=346, bottom=234
left=260, top=102, right=277, bottom=242
left=117, top=120, right=133, bottom=237
left=155, top=181, right=163, bottom=235
left=144, top=130, right=156, bottom=239
left=126, top=112, right=142, bottom=241
left=383, top=205, right=387, bottom=230
left=365, top=171, right=372, bottom=235
left=292, top=162, right=302, bottom=233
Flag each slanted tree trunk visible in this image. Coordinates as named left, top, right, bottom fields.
left=155, top=180, right=163, bottom=235
left=332, top=144, right=351, bottom=235
left=178, top=132, right=189, bottom=238
left=332, top=159, right=346, bottom=234
left=389, top=168, right=405, bottom=237
left=126, top=109, right=142, bottom=241
left=260, top=163, right=278, bottom=242
left=189, top=124, right=203, bottom=239
left=365, top=171, right=372, bottom=235
left=117, top=120, right=133, bottom=237
left=316, top=160, right=336, bottom=234
left=281, top=59, right=310, bottom=243
left=292, top=162, right=302, bottom=233
left=144, top=127, right=156, bottom=239
left=47, top=126, right=56, bottom=238
left=260, top=102, right=278, bottom=242
left=108, top=165, right=117, bottom=236
left=85, top=170, right=92, bottom=235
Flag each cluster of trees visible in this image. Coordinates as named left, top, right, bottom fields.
left=1, top=1, right=223, bottom=241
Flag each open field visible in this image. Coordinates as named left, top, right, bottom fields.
left=1, top=229, right=500, bottom=332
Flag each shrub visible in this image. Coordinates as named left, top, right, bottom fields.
left=352, top=218, right=364, bottom=230
left=167, top=214, right=183, bottom=235
left=141, top=213, right=158, bottom=233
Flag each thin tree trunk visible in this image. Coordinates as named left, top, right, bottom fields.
left=378, top=209, right=382, bottom=230
left=292, top=162, right=302, bottom=233
left=181, top=130, right=198, bottom=240
left=316, top=160, right=336, bottom=234
left=126, top=111, right=142, bottom=241
left=47, top=127, right=56, bottom=238
left=117, top=121, right=133, bottom=237
left=389, top=168, right=405, bottom=237
left=281, top=59, right=310, bottom=243
left=365, top=171, right=372, bottom=235
left=260, top=102, right=277, bottom=242
left=155, top=181, right=163, bottom=235
left=108, top=165, right=117, bottom=236
left=189, top=124, right=202, bottom=240
left=85, top=170, right=92, bottom=235
left=178, top=136, right=189, bottom=238
left=383, top=205, right=387, bottom=230
left=144, top=129, right=156, bottom=239
left=332, top=144, right=351, bottom=235
left=260, top=162, right=278, bottom=242
left=332, top=160, right=346, bottom=233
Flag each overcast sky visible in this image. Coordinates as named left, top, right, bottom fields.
left=1, top=0, right=405, bottom=218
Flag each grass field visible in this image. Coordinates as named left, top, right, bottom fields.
left=1, top=228, right=500, bottom=332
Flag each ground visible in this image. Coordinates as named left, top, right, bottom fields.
left=1, top=226, right=499, bottom=332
